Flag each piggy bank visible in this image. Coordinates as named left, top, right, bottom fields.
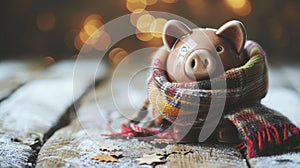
left=162, top=20, right=250, bottom=143
left=164, top=20, right=249, bottom=82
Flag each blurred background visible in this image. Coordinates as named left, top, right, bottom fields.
left=1, top=0, right=300, bottom=64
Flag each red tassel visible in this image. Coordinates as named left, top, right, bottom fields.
left=246, top=136, right=255, bottom=158
left=271, top=126, right=280, bottom=144
left=262, top=130, right=266, bottom=142
left=257, top=131, right=263, bottom=150
left=234, top=142, right=246, bottom=151
left=283, top=123, right=288, bottom=141
left=290, top=124, right=299, bottom=135
left=266, top=128, right=271, bottom=142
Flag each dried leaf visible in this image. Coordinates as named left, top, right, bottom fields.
left=135, top=154, right=165, bottom=165
left=99, top=144, right=121, bottom=151
left=91, top=154, right=117, bottom=162
left=165, top=144, right=192, bottom=155
left=110, top=152, right=123, bottom=158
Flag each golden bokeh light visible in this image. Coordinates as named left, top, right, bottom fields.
left=130, top=10, right=149, bottom=26
left=136, top=14, right=155, bottom=33
left=150, top=18, right=167, bottom=38
left=146, top=36, right=163, bottom=46
left=126, top=0, right=147, bottom=13
left=130, top=10, right=149, bottom=27
left=86, top=30, right=105, bottom=45
left=83, top=14, right=104, bottom=37
left=36, top=12, right=56, bottom=32
left=74, top=35, right=83, bottom=50
left=225, top=0, right=252, bottom=16
left=161, top=0, right=177, bottom=4
left=225, top=0, right=246, bottom=9
left=109, top=48, right=128, bottom=65
left=136, top=32, right=154, bottom=41
left=143, top=0, right=158, bottom=6
left=79, top=30, right=90, bottom=43
left=84, top=14, right=103, bottom=25
left=92, top=31, right=111, bottom=51
left=234, top=0, right=252, bottom=16
left=74, top=35, right=92, bottom=52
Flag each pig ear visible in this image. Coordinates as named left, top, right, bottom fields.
left=216, top=20, right=246, bottom=55
left=162, top=20, right=192, bottom=51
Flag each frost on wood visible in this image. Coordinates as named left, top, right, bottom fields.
left=249, top=152, right=300, bottom=168
left=0, top=61, right=46, bottom=100
left=0, top=133, right=33, bottom=167
left=0, top=60, right=108, bottom=167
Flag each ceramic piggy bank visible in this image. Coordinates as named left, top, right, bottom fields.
left=162, top=20, right=250, bottom=142
left=164, top=20, right=249, bottom=82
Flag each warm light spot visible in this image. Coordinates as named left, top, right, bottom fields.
left=79, top=30, right=90, bottom=43
left=233, top=0, right=252, bottom=16
left=84, top=24, right=98, bottom=36
left=161, top=0, right=177, bottom=3
left=109, top=48, right=128, bottom=65
left=44, top=56, right=55, bottom=64
left=87, top=30, right=105, bottom=45
left=84, top=14, right=103, bottom=25
left=92, top=31, right=111, bottom=51
left=136, top=14, right=155, bottom=33
left=74, top=34, right=93, bottom=52
left=84, top=21, right=104, bottom=36
left=64, top=29, right=79, bottom=49
left=36, top=12, right=56, bottom=32
left=150, top=18, right=167, bottom=38
left=126, top=0, right=147, bottom=13
left=225, top=0, right=246, bottom=9
left=136, top=32, right=153, bottom=41
left=147, top=36, right=163, bottom=46
left=130, top=10, right=149, bottom=27
left=186, top=0, right=201, bottom=5
left=143, top=0, right=158, bottom=5
left=74, top=35, right=84, bottom=50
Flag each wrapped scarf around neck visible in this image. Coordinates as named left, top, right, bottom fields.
left=108, top=41, right=300, bottom=158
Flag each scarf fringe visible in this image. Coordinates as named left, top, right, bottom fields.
left=234, top=123, right=300, bottom=158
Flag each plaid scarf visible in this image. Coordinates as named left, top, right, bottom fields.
left=107, top=41, right=299, bottom=158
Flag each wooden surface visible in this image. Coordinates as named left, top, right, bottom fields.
left=36, top=77, right=247, bottom=168
left=0, top=60, right=107, bottom=167
left=0, top=60, right=299, bottom=168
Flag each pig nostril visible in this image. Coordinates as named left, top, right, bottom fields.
left=204, top=59, right=209, bottom=68
left=191, top=59, right=196, bottom=69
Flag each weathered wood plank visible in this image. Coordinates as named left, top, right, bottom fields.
left=251, top=65, right=300, bottom=167
left=0, top=132, right=35, bottom=168
left=262, top=66, right=300, bottom=127
left=0, top=60, right=47, bottom=101
left=36, top=68, right=247, bottom=168
left=0, top=60, right=108, bottom=167
left=248, top=152, right=300, bottom=168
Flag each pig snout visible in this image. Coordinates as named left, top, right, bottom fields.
left=184, top=50, right=216, bottom=81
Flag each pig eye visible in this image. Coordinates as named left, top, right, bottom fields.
left=216, top=46, right=223, bottom=52
left=179, top=45, right=189, bottom=55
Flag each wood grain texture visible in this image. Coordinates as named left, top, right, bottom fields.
left=0, top=60, right=108, bottom=167
left=36, top=69, right=247, bottom=168
left=251, top=66, right=300, bottom=167
left=0, top=60, right=47, bottom=101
